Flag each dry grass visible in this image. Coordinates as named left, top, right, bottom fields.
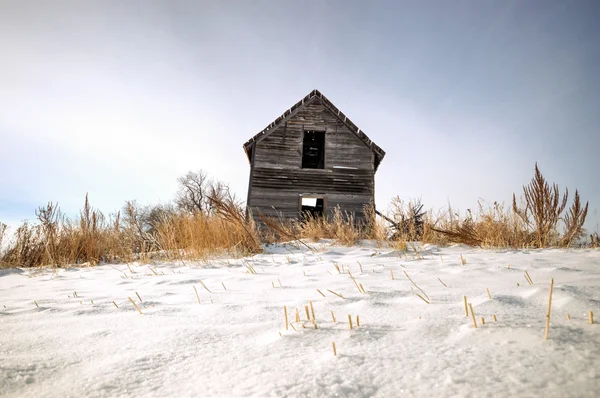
left=1, top=191, right=260, bottom=268
left=1, top=164, right=596, bottom=268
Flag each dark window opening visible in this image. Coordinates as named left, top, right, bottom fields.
left=301, top=197, right=325, bottom=220
left=302, top=131, right=325, bottom=169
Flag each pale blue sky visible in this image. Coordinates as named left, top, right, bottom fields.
left=1, top=0, right=599, bottom=231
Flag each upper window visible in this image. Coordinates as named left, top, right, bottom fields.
left=302, top=131, right=325, bottom=169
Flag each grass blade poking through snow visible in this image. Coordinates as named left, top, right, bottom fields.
left=544, top=278, right=554, bottom=340
left=199, top=280, right=212, bottom=293
left=327, top=289, right=344, bottom=299
left=403, top=271, right=430, bottom=301
left=193, top=286, right=201, bottom=304
left=128, top=297, right=143, bottom=314
left=416, top=294, right=430, bottom=304
left=468, top=303, right=477, bottom=328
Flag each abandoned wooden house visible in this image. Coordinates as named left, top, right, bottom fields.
left=243, top=89, right=386, bottom=225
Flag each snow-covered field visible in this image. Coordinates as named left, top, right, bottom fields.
left=1, top=242, right=599, bottom=398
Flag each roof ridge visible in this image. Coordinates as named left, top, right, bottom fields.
left=242, top=89, right=385, bottom=170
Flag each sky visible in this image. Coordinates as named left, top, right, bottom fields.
left=1, top=0, right=599, bottom=232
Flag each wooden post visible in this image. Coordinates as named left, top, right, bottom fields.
left=544, top=278, right=554, bottom=340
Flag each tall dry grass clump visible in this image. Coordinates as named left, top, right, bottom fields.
left=0, top=195, right=131, bottom=267
left=427, top=163, right=589, bottom=248
left=257, top=205, right=370, bottom=247
left=0, top=175, right=262, bottom=268
left=513, top=163, right=588, bottom=247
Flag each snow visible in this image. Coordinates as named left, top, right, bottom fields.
left=1, top=241, right=599, bottom=397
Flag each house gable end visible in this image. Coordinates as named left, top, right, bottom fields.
left=243, top=89, right=386, bottom=171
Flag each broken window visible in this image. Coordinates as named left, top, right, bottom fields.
left=302, top=131, right=325, bottom=169
left=301, top=197, right=325, bottom=220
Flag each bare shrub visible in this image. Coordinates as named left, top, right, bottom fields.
left=175, top=170, right=210, bottom=214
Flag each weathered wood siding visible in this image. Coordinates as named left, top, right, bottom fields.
left=247, top=97, right=375, bottom=223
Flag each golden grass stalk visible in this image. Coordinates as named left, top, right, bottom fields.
left=199, top=280, right=212, bottom=293
left=590, top=311, right=594, bottom=325
left=278, top=279, right=283, bottom=288
left=463, top=296, right=468, bottom=316
left=112, top=300, right=119, bottom=308
left=359, top=283, right=366, bottom=294
left=493, top=314, right=497, bottom=322
left=468, top=303, right=477, bottom=328
left=34, top=300, right=39, bottom=308
left=438, top=278, right=448, bottom=288
left=332, top=341, right=337, bottom=356
left=327, top=289, right=344, bottom=299
left=290, top=323, right=297, bottom=331
left=305, top=305, right=310, bottom=321
left=331, top=310, right=336, bottom=323
left=284, top=306, right=289, bottom=330
left=295, top=308, right=300, bottom=323
left=566, top=313, right=571, bottom=320
left=348, top=314, right=353, bottom=329
left=356, top=315, right=360, bottom=327
left=222, top=282, right=227, bottom=291
left=486, top=288, right=492, bottom=299
left=193, top=286, right=201, bottom=303
left=481, top=317, right=485, bottom=325
left=460, top=254, right=467, bottom=265
left=135, top=291, right=142, bottom=303
left=525, top=271, right=533, bottom=285
left=272, top=281, right=275, bottom=288
left=349, top=275, right=362, bottom=293
left=316, top=289, right=326, bottom=297
left=128, top=296, right=143, bottom=314
left=416, top=294, right=429, bottom=304
left=544, top=278, right=554, bottom=340
left=309, top=301, right=316, bottom=322
left=358, top=261, right=363, bottom=273
left=403, top=271, right=430, bottom=301
left=390, top=269, right=395, bottom=280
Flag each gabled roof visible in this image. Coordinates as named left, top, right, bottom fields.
left=243, top=89, right=386, bottom=172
